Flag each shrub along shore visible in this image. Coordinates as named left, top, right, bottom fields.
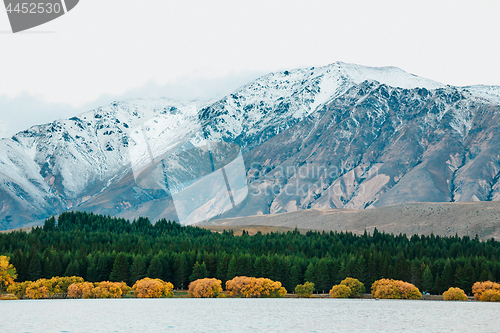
left=1, top=267, right=499, bottom=301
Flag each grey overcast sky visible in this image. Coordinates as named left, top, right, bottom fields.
left=0, top=0, right=499, bottom=138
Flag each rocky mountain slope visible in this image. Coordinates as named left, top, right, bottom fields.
left=1, top=62, right=499, bottom=230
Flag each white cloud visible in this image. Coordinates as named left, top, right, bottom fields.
left=0, top=0, right=499, bottom=137
left=0, top=70, right=267, bottom=138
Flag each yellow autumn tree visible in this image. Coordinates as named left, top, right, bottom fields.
left=472, top=281, right=500, bottom=300
left=37, top=276, right=85, bottom=297
left=116, top=281, right=132, bottom=296
left=258, top=278, right=287, bottom=298
left=0, top=255, right=17, bottom=294
left=295, top=282, right=314, bottom=298
left=443, top=287, right=468, bottom=301
left=53, top=276, right=85, bottom=295
left=328, top=277, right=364, bottom=298
left=92, top=281, right=123, bottom=298
left=25, top=279, right=50, bottom=299
left=7, top=281, right=31, bottom=299
left=371, top=279, right=422, bottom=300
left=132, top=278, right=174, bottom=298
left=329, top=284, right=351, bottom=298
left=188, top=278, right=223, bottom=298
left=225, top=276, right=286, bottom=298
left=480, top=289, right=500, bottom=302
left=340, top=277, right=365, bottom=297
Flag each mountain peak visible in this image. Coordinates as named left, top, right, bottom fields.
left=330, top=61, right=446, bottom=90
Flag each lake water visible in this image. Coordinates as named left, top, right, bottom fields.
left=0, top=298, right=499, bottom=332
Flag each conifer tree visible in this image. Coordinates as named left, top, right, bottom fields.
left=226, top=256, right=238, bottom=281
left=10, top=249, right=28, bottom=282
left=315, top=259, right=329, bottom=293
left=130, top=255, right=146, bottom=285
left=173, top=253, right=189, bottom=289
left=410, top=260, right=422, bottom=289
left=422, top=265, right=434, bottom=293
left=64, top=259, right=80, bottom=277
left=204, top=253, right=217, bottom=278
left=147, top=256, right=163, bottom=279
left=86, top=259, right=98, bottom=282
left=51, top=253, right=63, bottom=277
left=304, top=262, right=316, bottom=291
left=160, top=254, right=173, bottom=283
left=289, top=266, right=300, bottom=292
left=479, top=269, right=492, bottom=282
left=110, top=253, right=129, bottom=282
left=354, top=256, right=368, bottom=284
left=27, top=254, right=42, bottom=281
left=216, top=254, right=230, bottom=284
left=43, top=257, right=53, bottom=279
left=95, top=254, right=109, bottom=281
left=190, top=261, right=208, bottom=282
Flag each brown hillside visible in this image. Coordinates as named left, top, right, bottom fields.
left=200, top=201, right=500, bottom=240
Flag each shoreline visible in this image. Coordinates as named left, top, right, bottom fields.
left=0, top=292, right=477, bottom=301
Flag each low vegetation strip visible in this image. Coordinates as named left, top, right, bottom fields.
left=1, top=211, right=500, bottom=298
left=1, top=253, right=498, bottom=302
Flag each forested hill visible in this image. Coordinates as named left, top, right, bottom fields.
left=1, top=211, right=500, bottom=295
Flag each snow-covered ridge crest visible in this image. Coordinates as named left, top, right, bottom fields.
left=335, top=62, right=447, bottom=90
left=199, top=62, right=447, bottom=145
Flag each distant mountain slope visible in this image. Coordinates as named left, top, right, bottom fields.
left=222, top=81, right=500, bottom=219
left=0, top=99, right=202, bottom=229
left=1, top=62, right=500, bottom=230
left=200, top=201, right=500, bottom=240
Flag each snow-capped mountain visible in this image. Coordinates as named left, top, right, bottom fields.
left=0, top=98, right=204, bottom=229
left=1, top=62, right=500, bottom=229
left=199, top=62, right=445, bottom=151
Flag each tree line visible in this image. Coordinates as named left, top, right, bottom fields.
left=1, top=211, right=500, bottom=295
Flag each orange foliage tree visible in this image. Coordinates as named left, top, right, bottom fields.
left=371, top=279, right=422, bottom=300
left=442, top=287, right=468, bottom=301
left=225, top=276, right=286, bottom=298
left=472, top=281, right=500, bottom=300
left=188, top=278, right=223, bottom=298
left=67, top=281, right=130, bottom=299
left=329, top=284, right=351, bottom=298
left=68, top=282, right=96, bottom=299
left=132, top=278, right=174, bottom=298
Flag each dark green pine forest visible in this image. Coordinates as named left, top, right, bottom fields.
left=1, top=211, right=500, bottom=294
